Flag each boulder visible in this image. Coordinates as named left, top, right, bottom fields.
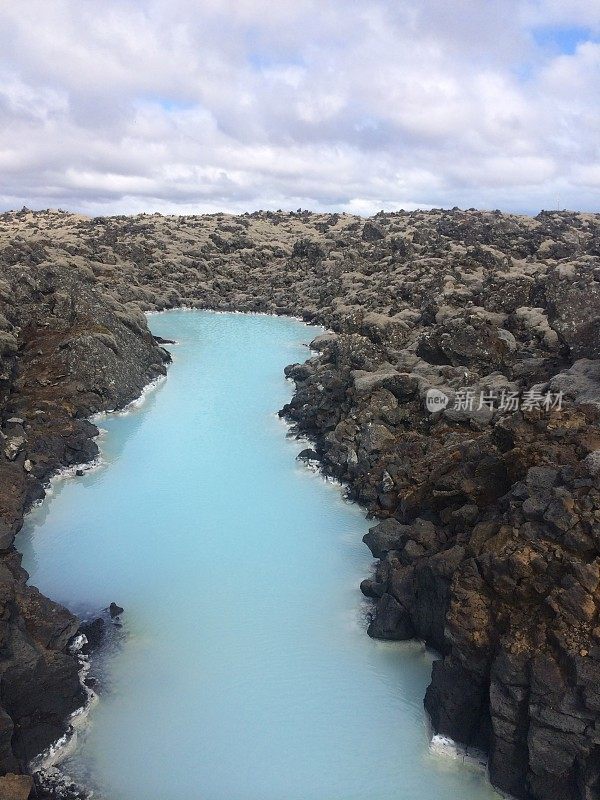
left=363, top=518, right=407, bottom=557
left=548, top=359, right=600, bottom=408
left=109, top=602, right=124, bottom=618
left=367, top=593, right=413, bottom=639
left=0, top=774, right=33, bottom=800
left=545, top=263, right=600, bottom=358
left=362, top=221, right=386, bottom=242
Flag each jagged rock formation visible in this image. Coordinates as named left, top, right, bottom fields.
left=0, top=206, right=599, bottom=799
left=0, top=234, right=170, bottom=782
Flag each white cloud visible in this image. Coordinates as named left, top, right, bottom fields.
left=0, top=0, right=598, bottom=215
left=523, top=0, right=600, bottom=30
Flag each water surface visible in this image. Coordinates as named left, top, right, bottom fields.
left=21, top=311, right=497, bottom=800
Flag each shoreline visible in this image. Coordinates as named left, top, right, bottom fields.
left=280, top=370, right=500, bottom=788
left=30, top=640, right=98, bottom=799
left=25, top=309, right=495, bottom=800
left=0, top=208, right=598, bottom=800
left=20, top=358, right=174, bottom=797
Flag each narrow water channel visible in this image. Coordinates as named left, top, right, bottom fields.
left=20, top=311, right=498, bottom=800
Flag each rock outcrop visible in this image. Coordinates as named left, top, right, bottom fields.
left=0, top=236, right=170, bottom=785
left=0, top=206, right=599, bottom=799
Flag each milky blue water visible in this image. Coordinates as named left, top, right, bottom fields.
left=20, top=311, right=497, bottom=800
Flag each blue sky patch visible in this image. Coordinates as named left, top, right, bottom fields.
left=531, top=25, right=595, bottom=55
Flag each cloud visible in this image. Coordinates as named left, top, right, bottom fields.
left=0, top=0, right=598, bottom=215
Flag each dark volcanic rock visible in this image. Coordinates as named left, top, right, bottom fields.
left=0, top=773, right=33, bottom=800
left=33, top=767, right=91, bottom=799
left=363, top=518, right=407, bottom=557
left=0, top=207, right=599, bottom=799
left=0, top=227, right=171, bottom=781
left=78, top=617, right=105, bottom=654
left=108, top=602, right=124, bottom=618
left=362, top=220, right=386, bottom=242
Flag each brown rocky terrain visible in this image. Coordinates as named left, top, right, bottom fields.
left=0, top=206, right=599, bottom=799
left=0, top=223, right=171, bottom=797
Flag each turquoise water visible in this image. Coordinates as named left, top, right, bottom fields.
left=20, top=311, right=497, bottom=800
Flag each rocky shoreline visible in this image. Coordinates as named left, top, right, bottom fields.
left=0, top=235, right=171, bottom=798
left=0, top=207, right=599, bottom=799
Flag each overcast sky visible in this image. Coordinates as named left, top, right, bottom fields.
left=0, top=0, right=598, bottom=216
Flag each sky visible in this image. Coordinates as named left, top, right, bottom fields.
left=0, top=0, right=599, bottom=217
